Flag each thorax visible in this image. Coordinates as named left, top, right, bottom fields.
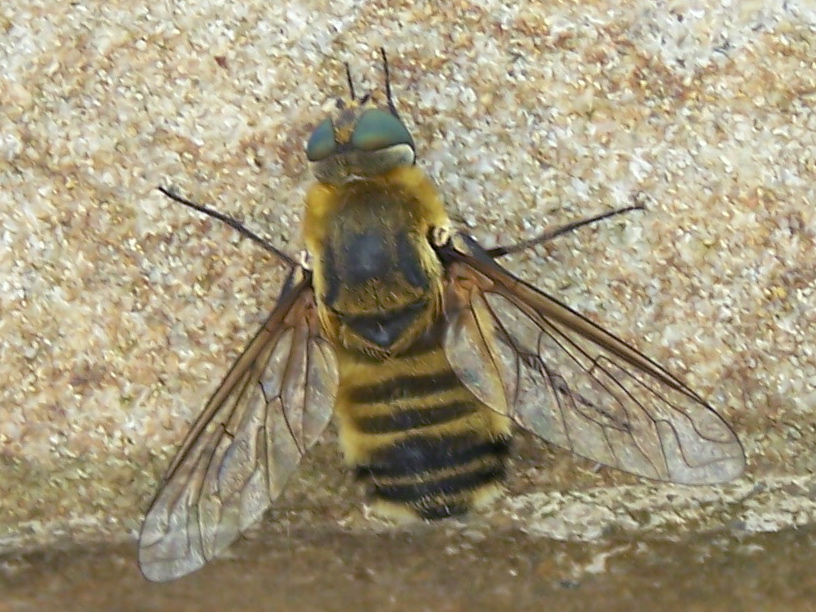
left=303, top=166, right=449, bottom=356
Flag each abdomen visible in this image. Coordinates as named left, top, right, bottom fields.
left=334, top=331, right=512, bottom=520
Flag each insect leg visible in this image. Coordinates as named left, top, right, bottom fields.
left=158, top=186, right=297, bottom=268
left=486, top=204, right=645, bottom=259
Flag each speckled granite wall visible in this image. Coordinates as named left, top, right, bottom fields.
left=1, top=0, right=815, bottom=588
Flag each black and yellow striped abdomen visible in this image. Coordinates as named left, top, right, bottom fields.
left=334, top=335, right=512, bottom=521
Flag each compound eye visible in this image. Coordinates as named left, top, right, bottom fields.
left=306, top=118, right=336, bottom=161
left=351, top=108, right=413, bottom=152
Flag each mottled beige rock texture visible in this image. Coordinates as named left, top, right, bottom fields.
left=1, top=0, right=814, bottom=568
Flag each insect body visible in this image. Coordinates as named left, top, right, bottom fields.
left=139, top=53, right=745, bottom=582
left=305, top=155, right=512, bottom=522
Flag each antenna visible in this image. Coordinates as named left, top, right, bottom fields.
left=344, top=61, right=356, bottom=101
left=380, top=48, right=399, bottom=116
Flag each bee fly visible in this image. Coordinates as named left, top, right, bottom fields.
left=139, top=50, right=744, bottom=581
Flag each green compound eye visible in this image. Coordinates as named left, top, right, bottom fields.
left=306, top=118, right=336, bottom=161
left=351, top=109, right=413, bottom=152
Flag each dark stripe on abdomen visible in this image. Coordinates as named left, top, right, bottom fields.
left=347, top=370, right=461, bottom=404
left=355, top=400, right=476, bottom=434
left=361, top=434, right=508, bottom=478
left=371, top=464, right=506, bottom=503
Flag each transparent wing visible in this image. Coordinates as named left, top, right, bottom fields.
left=138, top=270, right=338, bottom=582
left=442, top=233, right=744, bottom=485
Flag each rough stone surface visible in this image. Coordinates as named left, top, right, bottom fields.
left=1, top=0, right=815, bottom=608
